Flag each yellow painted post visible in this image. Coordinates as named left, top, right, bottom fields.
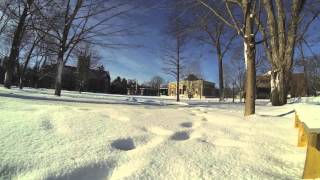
left=302, top=133, right=320, bottom=179
left=295, top=112, right=300, bottom=128
left=298, top=125, right=308, bottom=147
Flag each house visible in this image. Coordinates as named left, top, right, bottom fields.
left=256, top=72, right=308, bottom=98
left=168, top=75, right=217, bottom=98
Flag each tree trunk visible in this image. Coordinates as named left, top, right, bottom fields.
left=176, top=33, right=180, bottom=102
left=176, top=72, right=180, bottom=102
left=232, top=83, right=235, bottom=103
left=243, top=1, right=256, bottom=116
left=19, top=77, right=23, bottom=89
left=4, top=1, right=32, bottom=88
left=218, top=56, right=224, bottom=102
left=55, top=55, right=64, bottom=96
left=4, top=70, right=13, bottom=88
left=270, top=69, right=288, bottom=106
left=19, top=42, right=37, bottom=90
left=261, top=0, right=305, bottom=106
left=244, top=42, right=256, bottom=116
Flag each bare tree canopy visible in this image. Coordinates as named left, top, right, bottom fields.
left=256, top=0, right=312, bottom=106
left=29, top=0, right=140, bottom=96
left=162, top=4, right=190, bottom=102
left=195, top=0, right=258, bottom=116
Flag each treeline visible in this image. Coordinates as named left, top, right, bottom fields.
left=0, top=54, right=111, bottom=93
left=110, top=75, right=165, bottom=95
left=110, top=77, right=128, bottom=95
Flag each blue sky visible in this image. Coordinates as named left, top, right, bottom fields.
left=96, top=2, right=320, bottom=86
left=97, top=4, right=220, bottom=85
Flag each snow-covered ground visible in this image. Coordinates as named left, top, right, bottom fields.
left=0, top=86, right=319, bottom=180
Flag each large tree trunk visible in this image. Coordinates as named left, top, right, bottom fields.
left=19, top=77, right=24, bottom=89
left=4, top=63, right=13, bottom=89
left=244, top=41, right=256, bottom=116
left=4, top=0, right=33, bottom=88
left=270, top=69, right=289, bottom=106
left=261, top=0, right=305, bottom=106
left=243, top=1, right=256, bottom=116
left=54, top=54, right=64, bottom=96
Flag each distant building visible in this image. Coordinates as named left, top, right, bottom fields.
left=256, top=73, right=307, bottom=98
left=37, top=64, right=111, bottom=93
left=168, top=76, right=217, bottom=98
left=139, top=86, right=158, bottom=96
left=160, top=84, right=168, bottom=96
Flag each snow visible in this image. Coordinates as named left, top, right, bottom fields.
left=0, top=86, right=317, bottom=179
left=294, top=97, right=320, bottom=130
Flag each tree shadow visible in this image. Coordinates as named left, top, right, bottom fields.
left=0, top=92, right=175, bottom=107
left=258, top=110, right=295, bottom=117
left=47, top=161, right=114, bottom=180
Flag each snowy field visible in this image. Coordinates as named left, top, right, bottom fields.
left=0, top=86, right=319, bottom=180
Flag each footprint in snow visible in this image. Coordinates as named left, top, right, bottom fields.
left=201, top=117, right=208, bottom=122
left=180, top=122, right=193, bottom=128
left=111, top=138, right=135, bottom=151
left=190, top=113, right=197, bottom=116
left=170, top=131, right=190, bottom=141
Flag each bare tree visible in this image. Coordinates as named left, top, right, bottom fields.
left=190, top=4, right=236, bottom=102
left=197, top=0, right=258, bottom=116
left=256, top=0, right=311, bottom=106
left=3, top=0, right=35, bottom=88
left=18, top=28, right=49, bottom=89
left=162, top=8, right=188, bottom=102
left=149, top=76, right=164, bottom=96
left=34, top=0, right=137, bottom=96
left=183, top=60, right=203, bottom=79
left=225, top=49, right=246, bottom=102
left=0, top=0, right=12, bottom=36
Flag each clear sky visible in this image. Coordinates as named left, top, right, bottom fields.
left=99, top=2, right=320, bottom=86
left=97, top=3, right=220, bottom=85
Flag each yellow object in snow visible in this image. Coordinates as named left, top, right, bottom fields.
left=294, top=111, right=320, bottom=179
